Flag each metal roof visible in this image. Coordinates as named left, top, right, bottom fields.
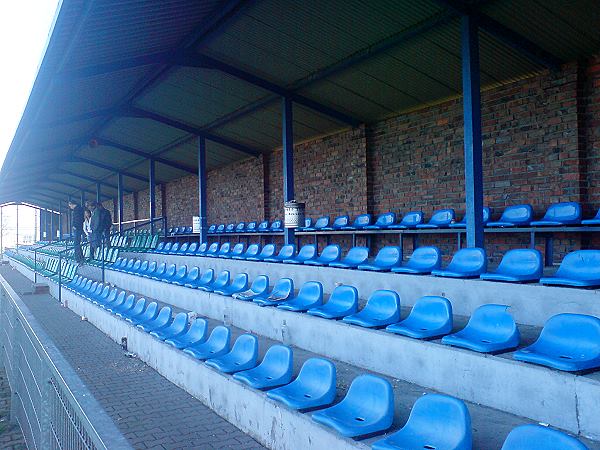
left=1, top=0, right=599, bottom=209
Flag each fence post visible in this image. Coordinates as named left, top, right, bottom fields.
left=39, top=370, right=53, bottom=448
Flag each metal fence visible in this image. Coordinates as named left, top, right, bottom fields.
left=0, top=275, right=131, bottom=450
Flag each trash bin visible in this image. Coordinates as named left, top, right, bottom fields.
left=284, top=201, right=305, bottom=229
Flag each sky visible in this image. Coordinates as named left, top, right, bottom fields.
left=0, top=0, right=61, bottom=246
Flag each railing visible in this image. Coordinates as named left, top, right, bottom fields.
left=0, top=274, right=131, bottom=450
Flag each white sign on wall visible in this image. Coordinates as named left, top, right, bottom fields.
left=192, top=216, right=200, bottom=234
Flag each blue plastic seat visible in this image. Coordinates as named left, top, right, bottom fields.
left=140, top=261, right=158, bottom=278
left=198, top=270, right=230, bottom=292
left=215, top=224, right=225, bottom=234
left=179, top=266, right=199, bottom=287
left=160, top=264, right=178, bottom=282
left=233, top=345, right=293, bottom=389
left=307, top=285, right=358, bottom=319
left=442, top=304, right=520, bottom=353
left=222, top=242, right=244, bottom=259
left=450, top=207, right=491, bottom=229
left=205, top=334, right=258, bottom=373
left=264, top=244, right=296, bottom=263
left=540, top=250, right=600, bottom=288
left=343, top=290, right=401, bottom=328
left=204, top=242, right=219, bottom=257
left=225, top=223, right=235, bottom=233
left=235, top=222, right=246, bottom=233
left=253, top=278, right=294, bottom=306
left=328, top=246, right=369, bottom=269
left=213, top=273, right=249, bottom=296
left=392, top=246, right=441, bottom=274
left=186, top=268, right=213, bottom=289
left=207, top=224, right=216, bottom=234
left=358, top=246, right=402, bottom=271
left=247, top=243, right=276, bottom=261
left=363, top=212, right=396, bottom=230
left=233, top=244, right=260, bottom=260
left=297, top=218, right=312, bottom=231
left=169, top=265, right=188, bottom=285
left=165, top=318, right=208, bottom=349
left=487, top=204, right=533, bottom=227
left=177, top=242, right=189, bottom=254
left=150, top=312, right=188, bottom=340
left=388, top=211, right=424, bottom=229
left=126, top=301, right=159, bottom=325
left=195, top=242, right=208, bottom=255
left=125, top=260, right=141, bottom=274
left=582, top=208, right=600, bottom=226
left=154, top=242, right=165, bottom=253
left=513, top=313, right=600, bottom=372
left=117, top=297, right=146, bottom=319
left=283, top=244, right=316, bottom=264
left=501, top=424, right=588, bottom=450
left=101, top=291, right=125, bottom=310
left=416, top=208, right=456, bottom=229
left=312, top=374, right=394, bottom=438
left=232, top=275, right=269, bottom=301
left=340, top=213, right=372, bottom=230
left=168, top=242, right=180, bottom=254
left=245, top=221, right=257, bottom=233
left=321, top=215, right=349, bottom=231
left=110, top=294, right=136, bottom=316
left=432, top=247, right=487, bottom=278
left=304, top=244, right=341, bottom=266
left=304, top=216, right=330, bottom=232
left=213, top=242, right=231, bottom=258
left=372, top=394, right=472, bottom=450
left=267, top=358, right=336, bottom=410
left=185, top=242, right=198, bottom=255
left=137, top=306, right=173, bottom=333
left=257, top=220, right=270, bottom=233
left=277, top=281, right=324, bottom=312
left=480, top=249, right=543, bottom=283
left=161, top=242, right=173, bottom=254
left=183, top=326, right=231, bottom=360
left=269, top=220, right=283, bottom=233
left=531, top=202, right=582, bottom=226
left=386, top=296, right=453, bottom=339
left=150, top=263, right=167, bottom=280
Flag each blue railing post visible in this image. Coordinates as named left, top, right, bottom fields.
left=461, top=14, right=484, bottom=249
left=282, top=96, right=295, bottom=245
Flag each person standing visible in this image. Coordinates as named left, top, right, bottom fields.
left=68, top=200, right=85, bottom=264
left=83, top=209, right=92, bottom=242
left=97, top=202, right=112, bottom=248
left=89, top=201, right=102, bottom=260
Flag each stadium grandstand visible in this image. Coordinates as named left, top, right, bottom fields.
left=1, top=0, right=600, bottom=449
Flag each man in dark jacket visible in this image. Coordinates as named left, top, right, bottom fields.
left=68, top=200, right=85, bottom=264
left=89, top=202, right=103, bottom=260
left=97, top=202, right=112, bottom=248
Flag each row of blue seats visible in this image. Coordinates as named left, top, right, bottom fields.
left=190, top=202, right=600, bottom=236
left=149, top=241, right=600, bottom=287
left=65, top=275, right=589, bottom=449
left=102, top=263, right=600, bottom=372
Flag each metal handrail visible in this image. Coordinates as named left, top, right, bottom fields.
left=0, top=274, right=131, bottom=449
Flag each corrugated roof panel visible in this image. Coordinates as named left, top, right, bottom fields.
left=134, top=67, right=270, bottom=127
left=100, top=117, right=188, bottom=152
left=78, top=144, right=142, bottom=168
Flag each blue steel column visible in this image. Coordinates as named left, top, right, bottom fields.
left=96, top=183, right=101, bottom=203
left=50, top=209, right=54, bottom=241
left=461, top=15, right=484, bottom=249
left=16, top=204, right=19, bottom=250
left=149, top=159, right=156, bottom=233
left=80, top=190, right=85, bottom=206
left=58, top=200, right=62, bottom=240
left=282, top=96, right=295, bottom=245
left=197, top=137, right=207, bottom=243
left=117, top=173, right=124, bottom=233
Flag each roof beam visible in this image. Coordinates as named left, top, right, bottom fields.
left=175, top=52, right=361, bottom=127
left=44, top=180, right=111, bottom=200
left=56, top=170, right=130, bottom=193
left=70, top=157, right=149, bottom=183
left=96, top=138, right=197, bottom=174
left=433, top=0, right=561, bottom=70
left=126, top=107, right=262, bottom=156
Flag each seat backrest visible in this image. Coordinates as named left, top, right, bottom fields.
left=164, top=264, right=177, bottom=278
left=235, top=222, right=246, bottom=232
left=498, top=249, right=542, bottom=277
left=501, top=424, right=588, bottom=450
left=374, top=246, right=401, bottom=265
left=218, top=242, right=231, bottom=254
left=467, top=304, right=517, bottom=340
left=154, top=306, right=173, bottom=326
left=352, top=214, right=372, bottom=227
left=130, top=298, right=147, bottom=316
left=428, top=209, right=455, bottom=226
left=179, top=242, right=189, bottom=253
left=408, top=246, right=441, bottom=269
left=230, top=273, right=249, bottom=290
left=410, top=296, right=453, bottom=326
left=297, top=358, right=336, bottom=396
left=345, top=246, right=369, bottom=263
left=270, top=278, right=294, bottom=299
left=257, top=220, right=269, bottom=231
left=482, top=206, right=491, bottom=223
left=537, top=313, right=600, bottom=356
left=170, top=242, right=180, bottom=253
left=556, top=250, right=600, bottom=281
left=138, top=261, right=149, bottom=273
left=541, top=202, right=581, bottom=223
left=207, top=242, right=219, bottom=253
left=230, top=334, right=258, bottom=358
left=342, top=374, right=394, bottom=420
left=155, top=242, right=165, bottom=252
left=207, top=326, right=231, bottom=348
left=314, top=216, right=330, bottom=229
left=448, top=248, right=486, bottom=272
left=208, top=224, right=216, bottom=233
left=297, top=281, right=324, bottom=302
left=199, top=269, right=214, bottom=284
left=250, top=275, right=269, bottom=293
left=270, top=220, right=283, bottom=231
left=374, top=212, right=396, bottom=227
left=225, top=223, right=235, bottom=232
left=145, top=261, right=157, bottom=275
left=186, top=266, right=200, bottom=281
left=131, top=260, right=142, bottom=272
left=364, top=290, right=400, bottom=316
left=259, top=244, right=276, bottom=257
left=213, top=270, right=231, bottom=285
left=245, top=244, right=260, bottom=256
left=328, top=285, right=358, bottom=308
left=185, top=226, right=192, bottom=234
left=186, top=318, right=208, bottom=342
left=499, top=204, right=533, bottom=224
left=400, top=211, right=423, bottom=227
left=246, top=222, right=257, bottom=231
left=320, top=244, right=341, bottom=260
left=187, top=242, right=198, bottom=253
left=216, top=224, right=225, bottom=233
left=163, top=242, right=173, bottom=252
left=170, top=313, right=189, bottom=332
left=154, top=262, right=166, bottom=276
left=332, top=215, right=349, bottom=228
left=231, top=243, right=245, bottom=254
left=278, top=244, right=296, bottom=258
left=402, top=394, right=471, bottom=448
left=259, top=345, right=293, bottom=375
left=303, top=218, right=313, bottom=228
left=297, top=245, right=317, bottom=259
left=175, top=265, right=187, bottom=278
